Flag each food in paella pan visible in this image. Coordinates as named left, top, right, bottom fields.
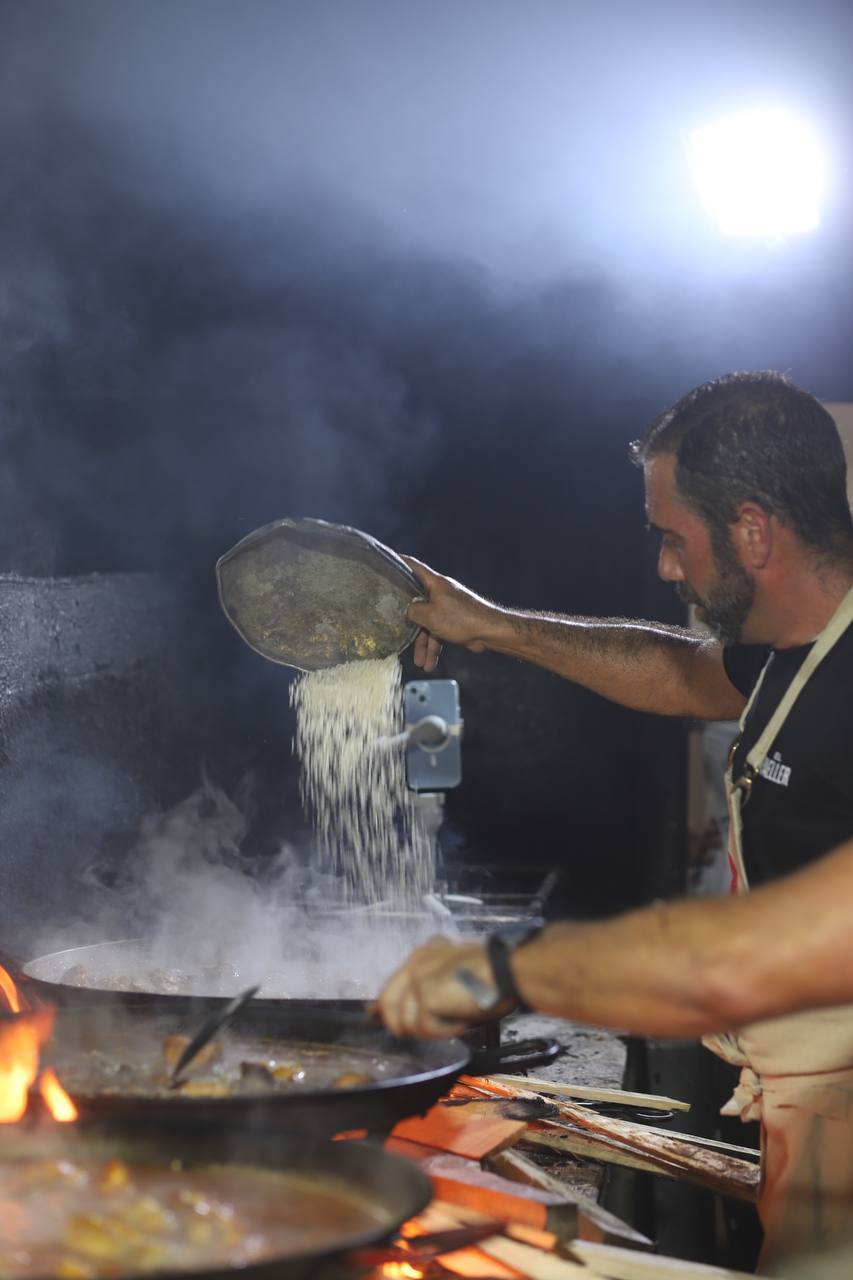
left=0, top=1154, right=387, bottom=1278
left=45, top=1028, right=402, bottom=1101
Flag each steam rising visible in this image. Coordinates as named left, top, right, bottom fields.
left=33, top=774, right=448, bottom=1000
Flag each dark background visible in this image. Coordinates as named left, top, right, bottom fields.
left=2, top=0, right=853, bottom=930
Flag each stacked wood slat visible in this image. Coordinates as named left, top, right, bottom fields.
left=457, top=1076, right=759, bottom=1203
left=372, top=1198, right=757, bottom=1279
left=377, top=1070, right=760, bottom=1280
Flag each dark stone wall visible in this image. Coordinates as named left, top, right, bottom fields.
left=0, top=573, right=204, bottom=952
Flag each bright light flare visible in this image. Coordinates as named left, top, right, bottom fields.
left=690, top=108, right=825, bottom=238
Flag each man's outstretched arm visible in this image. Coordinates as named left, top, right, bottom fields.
left=405, top=557, right=745, bottom=720
left=376, top=838, right=853, bottom=1040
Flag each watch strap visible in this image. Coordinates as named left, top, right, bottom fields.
left=486, top=923, right=541, bottom=1010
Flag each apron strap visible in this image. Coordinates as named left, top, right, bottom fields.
left=726, top=583, right=853, bottom=893
left=736, top=584, right=853, bottom=791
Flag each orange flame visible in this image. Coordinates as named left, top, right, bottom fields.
left=0, top=1007, right=54, bottom=1123
left=39, top=1068, right=78, bottom=1123
left=0, top=964, right=21, bottom=1014
left=381, top=1266, right=424, bottom=1279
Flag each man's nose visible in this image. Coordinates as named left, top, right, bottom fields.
left=657, top=545, right=683, bottom=583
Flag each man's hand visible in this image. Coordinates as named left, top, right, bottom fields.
left=404, top=556, right=502, bottom=673
left=375, top=936, right=514, bottom=1038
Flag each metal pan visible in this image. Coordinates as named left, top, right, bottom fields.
left=12, top=938, right=506, bottom=1057
left=0, top=1115, right=431, bottom=1280
left=13, top=941, right=560, bottom=1134
left=216, top=516, right=422, bottom=671
left=41, top=998, right=559, bottom=1139
left=18, top=938, right=384, bottom=1011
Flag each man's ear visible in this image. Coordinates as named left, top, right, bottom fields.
left=732, top=502, right=772, bottom=569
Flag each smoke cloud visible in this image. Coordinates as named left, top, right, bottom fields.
left=2, top=1, right=852, bottom=930
left=27, top=774, right=456, bottom=1000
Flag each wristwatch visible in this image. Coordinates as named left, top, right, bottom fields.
left=486, top=922, right=542, bottom=1011
left=454, top=922, right=542, bottom=1013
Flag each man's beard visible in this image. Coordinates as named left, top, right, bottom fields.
left=677, top=532, right=755, bottom=646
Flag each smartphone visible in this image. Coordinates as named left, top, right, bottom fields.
left=404, top=679, right=462, bottom=791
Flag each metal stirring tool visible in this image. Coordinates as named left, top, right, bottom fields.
left=169, top=984, right=261, bottom=1087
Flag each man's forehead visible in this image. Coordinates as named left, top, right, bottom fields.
left=643, top=453, right=679, bottom=521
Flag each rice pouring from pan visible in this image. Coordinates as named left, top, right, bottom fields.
left=216, top=517, right=422, bottom=671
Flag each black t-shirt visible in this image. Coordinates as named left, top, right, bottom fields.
left=723, top=627, right=853, bottom=887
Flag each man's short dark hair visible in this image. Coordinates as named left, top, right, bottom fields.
left=631, top=371, right=853, bottom=563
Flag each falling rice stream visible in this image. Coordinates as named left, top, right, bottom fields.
left=289, top=656, right=432, bottom=906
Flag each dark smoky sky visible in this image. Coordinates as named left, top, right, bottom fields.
left=6, top=1, right=850, bottom=276
left=4, top=0, right=853, bottom=279
left=1, top=0, right=852, bottom=600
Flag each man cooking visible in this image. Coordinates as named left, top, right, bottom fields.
left=376, top=371, right=853, bottom=1276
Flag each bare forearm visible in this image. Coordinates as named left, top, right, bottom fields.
left=512, top=905, right=752, bottom=1037
left=513, top=841, right=853, bottom=1037
left=481, top=608, right=742, bottom=718
left=405, top=558, right=743, bottom=718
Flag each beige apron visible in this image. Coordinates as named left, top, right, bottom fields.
left=703, top=585, right=853, bottom=1276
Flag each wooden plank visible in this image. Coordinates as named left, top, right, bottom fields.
left=478, top=1235, right=597, bottom=1279
left=384, top=1134, right=452, bottom=1162
left=483, top=1073, right=690, bottom=1114
left=392, top=1103, right=527, bottom=1159
left=507, top=1223, right=561, bottom=1252
left=569, top=1239, right=756, bottom=1278
left=416, top=1152, right=581, bottom=1237
left=620, top=1122, right=759, bottom=1161
left=425, top=1201, right=608, bottom=1280
left=486, top=1147, right=593, bottom=1198
left=415, top=1202, right=520, bottom=1278
left=431, top=1199, right=502, bottom=1225
left=416, top=1200, right=482, bottom=1229
left=526, top=1122, right=758, bottom=1204
left=529, top=1112, right=758, bottom=1203
left=438, top=1247, right=521, bottom=1278
left=461, top=1077, right=758, bottom=1203
left=473, top=1074, right=754, bottom=1162
left=445, top=1093, right=557, bottom=1122
left=487, top=1150, right=654, bottom=1251
left=434, top=1202, right=560, bottom=1250
left=523, top=1124, right=687, bottom=1179
left=471, top=1074, right=753, bottom=1159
